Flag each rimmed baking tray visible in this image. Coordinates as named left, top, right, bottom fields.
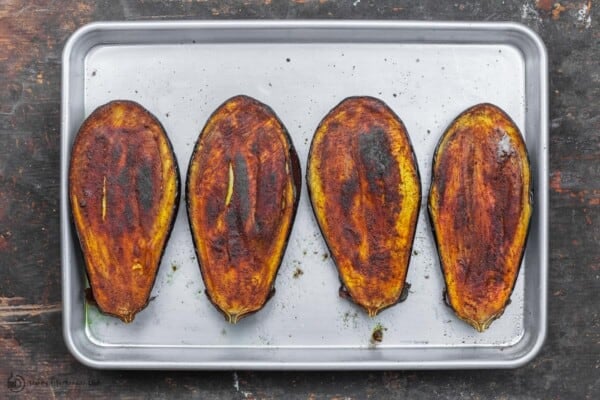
left=61, top=21, right=548, bottom=369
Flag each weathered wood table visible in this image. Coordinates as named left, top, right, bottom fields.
left=0, top=1, right=598, bottom=398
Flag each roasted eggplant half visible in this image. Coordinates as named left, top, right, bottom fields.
left=69, top=100, right=180, bottom=323
left=307, top=96, right=421, bottom=317
left=187, top=95, right=301, bottom=323
left=428, top=103, right=532, bottom=332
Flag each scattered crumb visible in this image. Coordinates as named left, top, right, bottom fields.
left=166, top=264, right=179, bottom=284
left=413, top=250, right=419, bottom=256
left=342, top=311, right=359, bottom=328
left=258, top=335, right=271, bottom=345
left=425, top=275, right=430, bottom=279
left=342, top=311, right=350, bottom=326
left=286, top=58, right=291, bottom=62
left=322, top=253, right=329, bottom=261
left=370, top=323, right=387, bottom=345
left=293, top=267, right=304, bottom=279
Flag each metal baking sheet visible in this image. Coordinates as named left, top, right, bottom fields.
left=61, top=21, right=548, bottom=369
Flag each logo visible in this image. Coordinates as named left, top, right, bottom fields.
left=7, top=372, right=25, bottom=392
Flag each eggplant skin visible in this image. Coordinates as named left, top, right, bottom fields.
left=428, top=103, right=532, bottom=332
left=307, top=96, right=421, bottom=317
left=186, top=95, right=301, bottom=323
left=69, top=100, right=180, bottom=323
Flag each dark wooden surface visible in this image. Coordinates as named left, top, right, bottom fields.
left=0, top=0, right=598, bottom=398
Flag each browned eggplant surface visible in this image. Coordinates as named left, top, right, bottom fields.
left=307, top=96, right=421, bottom=317
left=187, top=95, right=301, bottom=323
left=69, top=100, right=180, bottom=323
left=428, top=103, right=532, bottom=332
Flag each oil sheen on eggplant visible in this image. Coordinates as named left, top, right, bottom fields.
left=428, top=103, right=532, bottom=332
left=186, top=95, right=301, bottom=323
left=69, top=100, right=180, bottom=323
left=307, top=96, right=421, bottom=317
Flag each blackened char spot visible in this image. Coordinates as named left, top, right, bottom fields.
left=254, top=220, right=264, bottom=235
left=111, top=142, right=122, bottom=162
left=210, top=237, right=227, bottom=255
left=137, top=161, right=154, bottom=211
left=226, top=207, right=249, bottom=263
left=250, top=141, right=260, bottom=156
left=255, top=171, right=277, bottom=236
left=342, top=227, right=361, bottom=246
left=367, top=251, right=392, bottom=279
left=258, top=171, right=277, bottom=203
left=340, top=178, right=358, bottom=213
left=358, top=129, right=394, bottom=194
left=219, top=119, right=234, bottom=140
left=94, top=134, right=109, bottom=153
left=206, top=196, right=221, bottom=222
left=116, top=168, right=129, bottom=187
left=223, top=154, right=252, bottom=265
left=124, top=203, right=135, bottom=229
left=454, top=188, right=469, bottom=232
left=233, top=153, right=250, bottom=223
left=328, top=121, right=340, bottom=132
left=126, top=143, right=137, bottom=170
left=266, top=172, right=277, bottom=194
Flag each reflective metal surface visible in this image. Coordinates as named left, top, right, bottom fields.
left=61, top=21, right=548, bottom=369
